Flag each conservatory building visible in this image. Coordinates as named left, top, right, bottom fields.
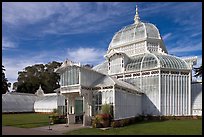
left=55, top=6, right=199, bottom=126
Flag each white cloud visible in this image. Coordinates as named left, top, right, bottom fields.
left=67, top=47, right=106, bottom=65
left=2, top=2, right=61, bottom=25
left=169, top=42, right=202, bottom=53
left=2, top=49, right=66, bottom=84
left=191, top=32, right=202, bottom=38
left=162, top=33, right=172, bottom=41
left=2, top=47, right=105, bottom=86
left=2, top=2, right=128, bottom=36
left=3, top=46, right=106, bottom=83
left=2, top=38, right=16, bottom=50
left=2, top=58, right=42, bottom=84
left=140, top=2, right=173, bottom=14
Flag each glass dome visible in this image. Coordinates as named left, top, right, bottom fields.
left=126, top=53, right=189, bottom=71
left=108, top=22, right=161, bottom=49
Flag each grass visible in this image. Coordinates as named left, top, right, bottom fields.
left=64, top=119, right=202, bottom=135
left=2, top=113, right=51, bottom=128
left=2, top=113, right=202, bottom=135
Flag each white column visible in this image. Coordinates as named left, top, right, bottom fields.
left=175, top=76, right=177, bottom=115
left=173, top=75, right=175, bottom=115
left=72, top=97, right=75, bottom=114
left=66, top=96, right=69, bottom=127
left=83, top=96, right=85, bottom=126
left=186, top=76, right=189, bottom=115
left=159, top=70, right=161, bottom=115
left=184, top=76, right=186, bottom=115
left=178, top=75, right=180, bottom=115
left=164, top=75, right=166, bottom=115
left=182, top=76, right=185, bottom=115
left=184, top=76, right=188, bottom=115
left=79, top=68, right=81, bottom=85
left=169, top=75, right=171, bottom=115
left=113, top=86, right=116, bottom=120
left=188, top=73, right=191, bottom=115
left=167, top=75, right=169, bottom=115
left=180, top=76, right=184, bottom=115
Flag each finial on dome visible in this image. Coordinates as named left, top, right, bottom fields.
left=134, top=5, right=140, bottom=25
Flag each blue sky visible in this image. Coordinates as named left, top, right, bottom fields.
left=2, top=2, right=202, bottom=85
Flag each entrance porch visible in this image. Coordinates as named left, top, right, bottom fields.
left=61, top=85, right=93, bottom=126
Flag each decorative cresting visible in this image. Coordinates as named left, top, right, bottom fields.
left=55, top=59, right=81, bottom=73
left=134, top=5, right=140, bottom=25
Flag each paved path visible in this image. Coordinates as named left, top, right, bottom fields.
left=2, top=124, right=86, bottom=135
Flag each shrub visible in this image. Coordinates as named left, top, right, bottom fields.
left=49, top=114, right=66, bottom=124
left=120, top=119, right=126, bottom=127
left=197, top=116, right=202, bottom=120
left=111, top=121, right=116, bottom=128
left=124, top=119, right=130, bottom=126
left=92, top=113, right=112, bottom=128
left=49, top=115, right=58, bottom=124
left=160, top=116, right=166, bottom=121
left=136, top=115, right=144, bottom=122
left=129, top=117, right=135, bottom=124
left=92, top=115, right=103, bottom=128
left=111, top=120, right=121, bottom=128
left=101, top=104, right=113, bottom=117
left=53, top=109, right=58, bottom=114
left=146, top=114, right=153, bottom=120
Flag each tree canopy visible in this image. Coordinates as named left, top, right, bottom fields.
left=13, top=61, right=62, bottom=94
left=194, top=64, right=202, bottom=78
left=2, top=65, right=10, bottom=94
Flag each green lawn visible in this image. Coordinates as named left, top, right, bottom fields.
left=2, top=113, right=51, bottom=128
left=65, top=119, right=202, bottom=135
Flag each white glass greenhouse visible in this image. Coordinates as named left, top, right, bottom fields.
left=2, top=86, right=66, bottom=114
left=34, top=94, right=65, bottom=113
left=2, top=6, right=201, bottom=127
left=33, top=86, right=66, bottom=113
left=2, top=92, right=37, bottom=113
left=191, top=81, right=202, bottom=116
left=55, top=6, right=201, bottom=126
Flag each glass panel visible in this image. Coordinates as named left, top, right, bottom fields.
left=155, top=54, right=188, bottom=69
left=60, top=66, right=79, bottom=86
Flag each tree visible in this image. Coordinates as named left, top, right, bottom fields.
left=84, top=64, right=94, bottom=68
left=2, top=65, right=9, bottom=94
left=14, top=61, right=62, bottom=94
left=194, top=64, right=202, bottom=78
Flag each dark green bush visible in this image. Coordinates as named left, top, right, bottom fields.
left=49, top=114, right=66, bottom=124
left=129, top=117, right=135, bottom=124
left=160, top=115, right=167, bottom=121
left=111, top=120, right=121, bottom=128
left=92, top=115, right=103, bottom=128
left=146, top=114, right=153, bottom=120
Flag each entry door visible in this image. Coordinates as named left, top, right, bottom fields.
left=75, top=99, right=83, bottom=123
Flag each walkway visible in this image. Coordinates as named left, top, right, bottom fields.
left=2, top=124, right=86, bottom=135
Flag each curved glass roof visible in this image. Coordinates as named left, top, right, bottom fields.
left=126, top=53, right=189, bottom=71
left=154, top=54, right=189, bottom=70
left=2, top=92, right=37, bottom=113
left=93, top=61, right=108, bottom=75
left=109, top=22, right=161, bottom=49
